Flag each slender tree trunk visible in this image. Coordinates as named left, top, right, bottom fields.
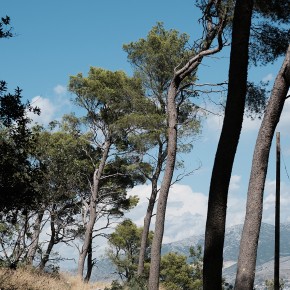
left=235, top=45, right=290, bottom=290
left=137, top=179, right=158, bottom=276
left=148, top=81, right=179, bottom=290
left=78, top=139, right=111, bottom=278
left=137, top=142, right=165, bottom=275
left=84, top=236, right=93, bottom=282
left=27, top=210, right=44, bottom=265
left=203, top=1, right=254, bottom=289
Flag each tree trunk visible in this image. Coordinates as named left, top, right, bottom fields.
left=148, top=81, right=179, bottom=290
left=203, top=1, right=254, bottom=289
left=27, top=210, right=44, bottom=265
left=235, top=45, right=290, bottom=290
left=84, top=236, right=93, bottom=282
left=137, top=142, right=165, bottom=275
left=39, top=206, right=56, bottom=270
left=77, top=139, right=111, bottom=278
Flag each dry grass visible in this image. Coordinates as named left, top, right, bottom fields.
left=0, top=267, right=110, bottom=290
left=0, top=267, right=168, bottom=290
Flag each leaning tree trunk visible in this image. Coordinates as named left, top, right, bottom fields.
left=148, top=80, right=180, bottom=290
left=77, top=139, right=111, bottom=279
left=137, top=141, right=165, bottom=275
left=235, top=45, right=290, bottom=290
left=27, top=210, right=44, bottom=265
left=203, top=1, right=253, bottom=289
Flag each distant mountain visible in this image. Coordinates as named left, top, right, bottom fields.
left=162, top=222, right=290, bottom=286
left=88, top=222, right=290, bottom=285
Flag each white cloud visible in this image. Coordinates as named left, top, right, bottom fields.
left=277, top=96, right=290, bottom=138
left=229, top=175, right=242, bottom=192
left=262, top=179, right=290, bottom=224
left=27, top=96, right=57, bottom=124
left=262, top=73, right=274, bottom=83
left=27, top=85, right=72, bottom=125
left=206, top=113, right=223, bottom=136
left=241, top=117, right=262, bottom=133
left=205, top=111, right=261, bottom=137
left=127, top=181, right=248, bottom=243
left=126, top=184, right=208, bottom=242
left=54, top=84, right=67, bottom=96
left=226, top=205, right=246, bottom=227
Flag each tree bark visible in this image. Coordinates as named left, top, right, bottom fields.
left=137, top=141, right=165, bottom=275
left=148, top=80, right=179, bottom=290
left=235, top=45, right=290, bottom=290
left=27, top=210, right=44, bottom=265
left=203, top=1, right=254, bottom=289
left=84, top=236, right=93, bottom=282
left=77, top=139, right=111, bottom=278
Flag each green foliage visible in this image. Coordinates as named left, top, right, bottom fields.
left=123, top=23, right=201, bottom=164
left=124, top=22, right=194, bottom=96
left=32, top=123, right=95, bottom=205
left=69, top=67, right=162, bottom=155
left=104, top=280, right=124, bottom=290
left=245, top=81, right=269, bottom=119
left=160, top=247, right=203, bottom=290
left=107, top=220, right=153, bottom=282
left=250, top=23, right=290, bottom=65
left=250, top=0, right=290, bottom=65
left=69, top=67, right=144, bottom=128
left=0, top=82, right=40, bottom=210
left=254, top=0, right=290, bottom=23
left=265, top=278, right=285, bottom=290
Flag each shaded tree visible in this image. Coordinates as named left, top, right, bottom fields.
left=0, top=16, right=40, bottom=211
left=203, top=1, right=254, bottom=288
left=204, top=0, right=290, bottom=288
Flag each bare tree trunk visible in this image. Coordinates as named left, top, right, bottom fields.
left=137, top=141, right=165, bottom=275
left=148, top=81, right=179, bottom=290
left=78, top=139, right=111, bottom=278
left=84, top=236, right=93, bottom=282
left=235, top=45, right=290, bottom=290
left=203, top=1, right=253, bottom=289
left=27, top=210, right=44, bottom=265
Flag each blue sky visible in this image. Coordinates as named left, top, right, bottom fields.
left=2, top=1, right=290, bottom=247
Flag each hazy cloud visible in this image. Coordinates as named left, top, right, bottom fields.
left=126, top=184, right=208, bottom=242
left=54, top=84, right=67, bottom=95
left=229, top=175, right=242, bottom=192
left=262, top=73, right=274, bottom=83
